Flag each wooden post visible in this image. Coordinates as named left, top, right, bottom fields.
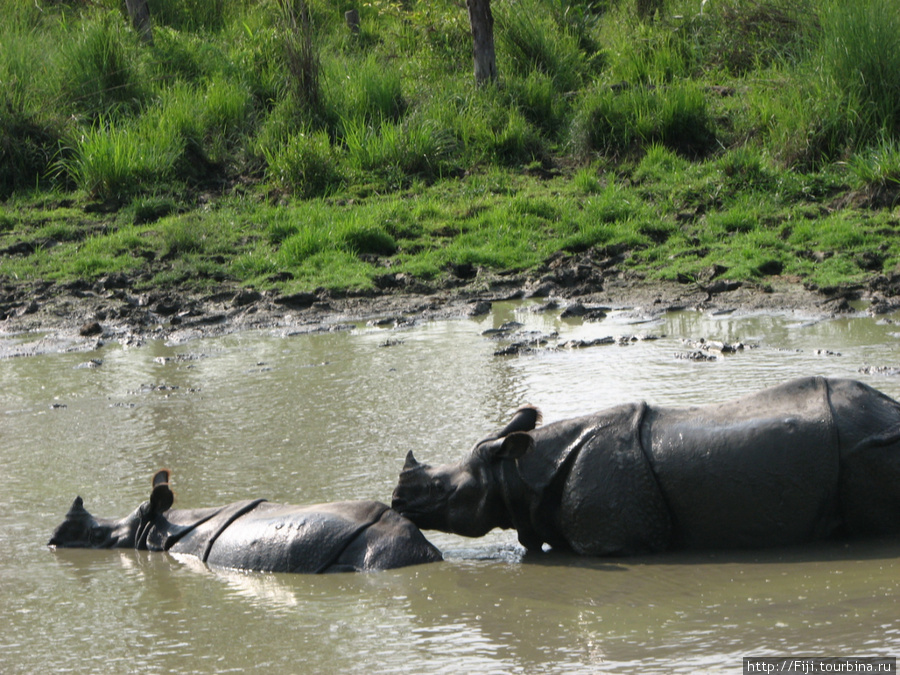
left=345, top=9, right=360, bottom=34
left=466, top=0, right=497, bottom=86
left=124, top=0, right=153, bottom=44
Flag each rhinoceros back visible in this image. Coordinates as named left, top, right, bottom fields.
left=149, top=499, right=438, bottom=573
left=645, top=376, right=841, bottom=549
left=201, top=501, right=388, bottom=573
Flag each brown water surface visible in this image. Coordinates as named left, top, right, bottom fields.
left=3, top=304, right=899, bottom=673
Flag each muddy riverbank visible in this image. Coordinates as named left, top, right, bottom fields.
left=3, top=250, right=900, bottom=357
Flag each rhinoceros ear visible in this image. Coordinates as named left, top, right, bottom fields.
left=499, top=431, right=534, bottom=459
left=498, top=406, right=542, bottom=437
left=150, top=484, right=174, bottom=514
left=477, top=431, right=533, bottom=461
left=152, top=469, right=170, bottom=489
left=149, top=470, right=174, bottom=514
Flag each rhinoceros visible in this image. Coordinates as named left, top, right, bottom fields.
left=392, top=377, right=900, bottom=556
left=49, top=470, right=441, bottom=573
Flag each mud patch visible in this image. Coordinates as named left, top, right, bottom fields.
left=0, top=257, right=890, bottom=357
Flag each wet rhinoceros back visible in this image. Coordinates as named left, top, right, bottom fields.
left=146, top=499, right=265, bottom=558
left=198, top=501, right=390, bottom=573
left=645, top=376, right=841, bottom=548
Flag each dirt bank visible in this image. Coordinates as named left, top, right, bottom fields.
left=2, top=251, right=898, bottom=358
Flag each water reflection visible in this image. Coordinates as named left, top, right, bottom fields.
left=5, top=305, right=900, bottom=673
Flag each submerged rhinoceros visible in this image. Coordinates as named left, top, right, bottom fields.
left=49, top=470, right=441, bottom=573
left=392, top=377, right=900, bottom=556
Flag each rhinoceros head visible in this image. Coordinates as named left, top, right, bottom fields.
left=48, top=470, right=175, bottom=549
left=391, top=407, right=539, bottom=537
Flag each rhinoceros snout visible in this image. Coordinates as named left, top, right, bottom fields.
left=390, top=492, right=407, bottom=514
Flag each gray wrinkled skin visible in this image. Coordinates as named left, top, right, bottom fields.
left=49, top=471, right=441, bottom=573
left=392, top=377, right=900, bottom=556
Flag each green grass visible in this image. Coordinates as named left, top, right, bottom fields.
left=848, top=137, right=900, bottom=194
left=820, top=0, right=900, bottom=140
left=1, top=0, right=900, bottom=297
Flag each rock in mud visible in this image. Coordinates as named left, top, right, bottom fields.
left=558, top=336, right=615, bottom=349
left=493, top=342, right=540, bottom=356
left=675, top=350, right=719, bottom=362
left=526, top=281, right=556, bottom=298
left=94, top=273, right=131, bottom=292
left=531, top=300, right=560, bottom=313
left=680, top=337, right=746, bottom=355
left=867, top=297, right=900, bottom=315
left=482, top=321, right=524, bottom=338
left=490, top=327, right=555, bottom=356
left=858, top=365, right=900, bottom=376
left=705, top=279, right=742, bottom=295
left=560, top=302, right=609, bottom=320
left=275, top=292, right=318, bottom=310
left=616, top=334, right=662, bottom=344
left=368, top=316, right=416, bottom=329
left=79, top=321, right=103, bottom=336
left=232, top=289, right=262, bottom=307
left=152, top=296, right=181, bottom=316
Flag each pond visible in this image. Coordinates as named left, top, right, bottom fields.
left=2, top=302, right=899, bottom=673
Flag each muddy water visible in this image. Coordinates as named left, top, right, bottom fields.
left=3, top=303, right=900, bottom=674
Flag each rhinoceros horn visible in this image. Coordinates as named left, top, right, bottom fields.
left=66, top=496, right=88, bottom=517
left=403, top=450, right=419, bottom=471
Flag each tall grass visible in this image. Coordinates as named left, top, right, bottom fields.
left=59, top=117, right=182, bottom=200
left=0, top=97, right=61, bottom=197
left=150, top=0, right=233, bottom=32
left=847, top=136, right=900, bottom=207
left=264, top=129, right=342, bottom=197
left=819, top=0, right=900, bottom=140
left=325, top=54, right=406, bottom=124
left=683, top=0, right=815, bottom=75
left=572, top=82, right=715, bottom=158
left=58, top=12, right=146, bottom=119
left=198, top=77, right=253, bottom=162
left=57, top=73, right=253, bottom=199
left=280, top=0, right=322, bottom=117
left=495, top=0, right=587, bottom=93
left=340, top=116, right=448, bottom=179
left=506, top=70, right=569, bottom=138
left=605, top=18, right=688, bottom=85
left=7, top=0, right=885, bottom=199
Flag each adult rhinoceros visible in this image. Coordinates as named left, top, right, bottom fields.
left=392, top=377, right=900, bottom=556
left=49, top=470, right=441, bottom=573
